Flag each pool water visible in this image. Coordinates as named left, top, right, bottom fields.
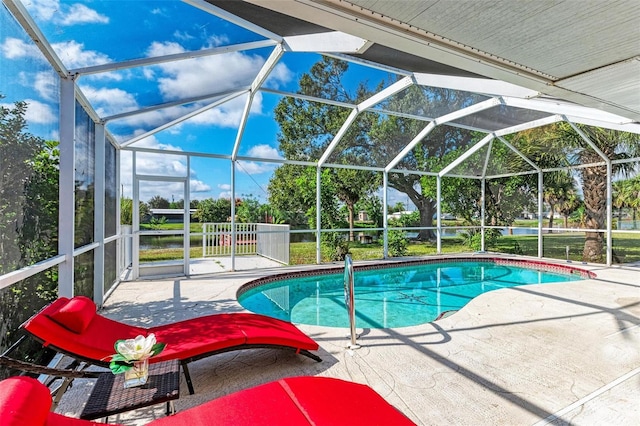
left=238, top=261, right=585, bottom=328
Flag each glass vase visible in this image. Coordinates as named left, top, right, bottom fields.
left=123, top=359, right=149, bottom=388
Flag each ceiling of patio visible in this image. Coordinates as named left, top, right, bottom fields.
left=238, top=0, right=640, bottom=122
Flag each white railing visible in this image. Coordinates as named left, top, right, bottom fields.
left=202, top=223, right=256, bottom=256
left=202, top=223, right=290, bottom=264
left=257, top=224, right=290, bottom=265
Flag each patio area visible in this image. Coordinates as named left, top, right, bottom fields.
left=54, top=254, right=640, bottom=425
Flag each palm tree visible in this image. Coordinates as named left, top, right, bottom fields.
left=557, top=190, right=582, bottom=229
left=625, top=177, right=640, bottom=229
left=544, top=124, right=640, bottom=262
left=612, top=179, right=632, bottom=228
left=544, top=171, right=576, bottom=232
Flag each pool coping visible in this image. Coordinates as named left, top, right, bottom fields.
left=236, top=256, right=597, bottom=299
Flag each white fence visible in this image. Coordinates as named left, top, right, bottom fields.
left=202, top=223, right=290, bottom=264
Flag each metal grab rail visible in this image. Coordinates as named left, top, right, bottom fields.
left=343, top=255, right=360, bottom=349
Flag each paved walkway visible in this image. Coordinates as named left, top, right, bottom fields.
left=57, top=254, right=639, bottom=425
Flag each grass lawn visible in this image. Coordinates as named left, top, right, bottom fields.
left=138, top=226, right=640, bottom=265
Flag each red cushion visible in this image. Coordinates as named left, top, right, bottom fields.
left=150, top=314, right=247, bottom=362
left=0, top=376, right=51, bottom=426
left=46, top=412, right=115, bottom=426
left=24, top=298, right=147, bottom=362
left=281, top=377, right=416, bottom=425
left=48, top=296, right=96, bottom=333
left=229, top=313, right=319, bottom=351
left=24, top=298, right=318, bottom=366
left=148, top=380, right=310, bottom=426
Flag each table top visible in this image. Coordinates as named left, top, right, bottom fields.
left=80, top=359, right=180, bottom=421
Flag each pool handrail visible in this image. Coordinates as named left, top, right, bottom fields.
left=343, top=255, right=359, bottom=349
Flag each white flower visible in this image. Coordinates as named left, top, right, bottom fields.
left=116, top=333, right=158, bottom=362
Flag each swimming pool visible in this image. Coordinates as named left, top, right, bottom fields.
left=237, top=258, right=592, bottom=328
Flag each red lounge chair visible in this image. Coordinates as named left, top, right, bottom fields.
left=21, top=296, right=321, bottom=394
left=0, top=375, right=416, bottom=426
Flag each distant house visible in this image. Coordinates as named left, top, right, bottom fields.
left=149, top=208, right=197, bottom=223
left=358, top=210, right=369, bottom=222
left=387, top=210, right=413, bottom=220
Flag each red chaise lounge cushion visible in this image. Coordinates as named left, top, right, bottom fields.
left=22, top=297, right=319, bottom=365
left=0, top=376, right=416, bottom=426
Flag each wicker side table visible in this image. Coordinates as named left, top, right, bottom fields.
left=80, top=359, right=180, bottom=421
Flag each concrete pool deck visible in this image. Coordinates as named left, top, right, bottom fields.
left=55, top=254, right=640, bottom=425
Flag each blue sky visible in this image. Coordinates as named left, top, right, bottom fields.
left=1, top=0, right=412, bottom=208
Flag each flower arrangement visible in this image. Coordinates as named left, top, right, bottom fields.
left=109, top=334, right=165, bottom=388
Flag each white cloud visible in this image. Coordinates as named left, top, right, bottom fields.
left=1, top=37, right=43, bottom=61
left=127, top=132, right=184, bottom=151
left=218, top=191, right=232, bottom=199
left=264, top=63, right=294, bottom=89
left=235, top=144, right=283, bottom=175
left=191, top=179, right=212, bottom=193
left=25, top=1, right=108, bottom=25
left=207, top=34, right=230, bottom=47
left=173, top=31, right=195, bottom=42
left=22, top=99, right=57, bottom=124
left=188, top=95, right=248, bottom=128
left=146, top=41, right=186, bottom=57
left=22, top=0, right=59, bottom=21
left=156, top=50, right=262, bottom=100
left=58, top=3, right=109, bottom=25
left=79, top=86, right=139, bottom=117
left=236, top=160, right=278, bottom=175
left=218, top=184, right=231, bottom=191
left=32, top=71, right=58, bottom=100
left=245, top=144, right=283, bottom=160
left=0, top=99, right=56, bottom=126
left=119, top=135, right=211, bottom=201
left=142, top=68, right=156, bottom=80
left=51, top=41, right=111, bottom=68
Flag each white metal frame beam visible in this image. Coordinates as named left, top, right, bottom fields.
left=102, top=88, right=249, bottom=123
left=439, top=134, right=495, bottom=177
left=58, top=77, right=76, bottom=297
left=120, top=91, right=248, bottom=148
left=318, top=76, right=413, bottom=165
left=183, top=0, right=283, bottom=42
left=413, top=73, right=540, bottom=99
left=231, top=44, right=285, bottom=161
left=71, top=40, right=278, bottom=77
left=3, top=0, right=69, bottom=77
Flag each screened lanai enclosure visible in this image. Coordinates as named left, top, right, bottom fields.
left=1, top=0, right=640, bottom=355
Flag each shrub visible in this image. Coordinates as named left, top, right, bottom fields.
left=387, top=230, right=408, bottom=257
left=322, top=232, right=350, bottom=261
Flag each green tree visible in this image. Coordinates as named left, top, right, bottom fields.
left=557, top=189, right=582, bottom=229
left=0, top=99, right=41, bottom=272
left=0, top=96, right=59, bottom=371
left=330, top=166, right=380, bottom=240
left=236, top=195, right=263, bottom=223
left=389, top=202, right=406, bottom=213
left=17, top=140, right=59, bottom=271
left=120, top=198, right=150, bottom=225
left=369, top=85, right=483, bottom=240
left=543, top=172, right=577, bottom=232
left=357, top=195, right=384, bottom=228
left=148, top=195, right=170, bottom=209
left=542, top=124, right=640, bottom=262
left=269, top=57, right=381, bottom=237
left=193, top=198, right=232, bottom=223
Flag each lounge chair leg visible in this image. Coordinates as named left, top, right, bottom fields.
left=299, top=350, right=322, bottom=362
left=181, top=361, right=195, bottom=395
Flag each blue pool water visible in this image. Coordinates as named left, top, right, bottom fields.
left=238, top=260, right=586, bottom=328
